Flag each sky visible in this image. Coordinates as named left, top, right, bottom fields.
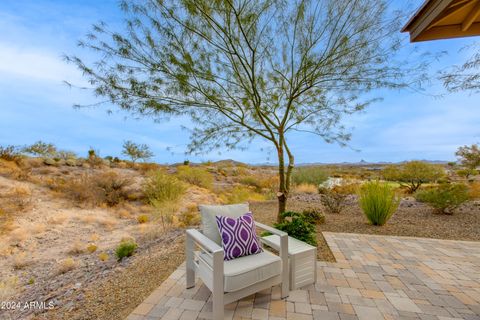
left=0, top=0, right=479, bottom=165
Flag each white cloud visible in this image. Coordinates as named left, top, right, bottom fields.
left=0, top=41, right=84, bottom=85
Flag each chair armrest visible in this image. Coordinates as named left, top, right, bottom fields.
left=255, top=221, right=287, bottom=237
left=186, top=229, right=223, bottom=254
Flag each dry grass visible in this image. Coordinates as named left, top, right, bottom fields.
left=12, top=252, right=31, bottom=270
left=0, top=276, right=18, bottom=301
left=0, top=186, right=33, bottom=219
left=48, top=212, right=69, bottom=225
left=8, top=226, right=29, bottom=244
left=293, top=183, right=318, bottom=194
left=469, top=182, right=480, bottom=199
left=30, top=223, right=46, bottom=234
left=68, top=241, right=85, bottom=255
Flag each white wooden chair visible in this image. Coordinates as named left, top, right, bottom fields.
left=186, top=203, right=289, bottom=320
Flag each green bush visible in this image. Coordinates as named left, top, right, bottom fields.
left=415, top=183, right=469, bottom=214
left=143, top=170, right=186, bottom=204
left=359, top=181, right=399, bottom=226
left=176, top=165, right=214, bottom=189
left=115, top=239, right=137, bottom=261
left=292, top=166, right=328, bottom=187
left=272, top=211, right=317, bottom=246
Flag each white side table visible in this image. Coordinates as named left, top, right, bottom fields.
left=261, top=235, right=317, bottom=290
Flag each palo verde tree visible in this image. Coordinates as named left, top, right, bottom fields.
left=122, top=140, right=154, bottom=163
left=66, top=0, right=428, bottom=221
left=440, top=43, right=480, bottom=93
left=383, top=161, right=445, bottom=193
left=455, top=144, right=480, bottom=178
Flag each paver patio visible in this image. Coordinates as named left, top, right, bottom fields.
left=127, top=232, right=480, bottom=320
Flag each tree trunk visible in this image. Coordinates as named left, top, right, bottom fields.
left=277, top=146, right=287, bottom=222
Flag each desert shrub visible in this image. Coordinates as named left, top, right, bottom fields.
left=151, top=200, right=178, bottom=230
left=22, top=141, right=57, bottom=158
left=359, top=181, right=399, bottom=226
left=115, top=239, right=137, bottom=261
left=122, top=140, right=154, bottom=163
left=136, top=162, right=160, bottom=173
left=219, top=185, right=266, bottom=204
left=177, top=205, right=201, bottom=227
left=0, top=186, right=32, bottom=216
left=98, top=252, right=109, bottom=261
left=54, top=172, right=132, bottom=207
left=176, top=165, right=213, bottom=189
left=68, top=241, right=85, bottom=255
left=272, top=211, right=317, bottom=246
left=57, top=258, right=77, bottom=274
left=383, top=161, right=444, bottom=193
left=319, top=189, right=347, bottom=214
left=143, top=171, right=186, bottom=204
left=301, top=208, right=325, bottom=225
left=292, top=183, right=318, bottom=194
left=86, top=243, right=98, bottom=253
left=319, top=183, right=358, bottom=214
left=469, top=182, right=480, bottom=199
left=292, top=166, right=328, bottom=187
left=94, top=171, right=132, bottom=206
left=56, top=150, right=77, bottom=160
left=0, top=145, right=22, bottom=162
left=456, top=168, right=478, bottom=180
left=415, top=183, right=469, bottom=214
left=12, top=252, right=31, bottom=270
left=137, top=214, right=149, bottom=224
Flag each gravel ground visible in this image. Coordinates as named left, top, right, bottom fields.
left=251, top=196, right=480, bottom=262
left=28, top=230, right=185, bottom=320
left=15, top=196, right=478, bottom=320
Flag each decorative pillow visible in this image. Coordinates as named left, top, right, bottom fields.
left=215, top=212, right=263, bottom=261
left=199, top=203, right=249, bottom=245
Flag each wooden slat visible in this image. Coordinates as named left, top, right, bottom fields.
left=462, top=0, right=480, bottom=30
left=416, top=21, right=480, bottom=40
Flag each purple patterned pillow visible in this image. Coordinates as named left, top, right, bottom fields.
left=215, top=212, right=263, bottom=261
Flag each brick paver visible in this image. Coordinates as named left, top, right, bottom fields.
left=127, top=233, right=480, bottom=319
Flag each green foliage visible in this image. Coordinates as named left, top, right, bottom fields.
left=143, top=170, right=186, bottom=204
left=0, top=145, right=22, bottom=162
left=176, top=165, right=213, bottom=189
left=272, top=211, right=317, bottom=246
left=456, top=144, right=480, bottom=170
left=456, top=168, right=478, bottom=179
left=219, top=186, right=265, bottom=204
left=292, top=167, right=328, bottom=187
left=68, top=0, right=429, bottom=221
left=122, top=140, right=154, bottom=163
left=359, top=181, right=399, bottom=226
left=382, top=161, right=445, bottom=193
left=183, top=160, right=190, bottom=165
left=415, top=183, right=469, bottom=214
left=22, top=141, right=57, bottom=158
left=115, top=239, right=137, bottom=261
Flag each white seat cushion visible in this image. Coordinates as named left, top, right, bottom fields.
left=199, top=250, right=282, bottom=292
left=199, top=203, right=249, bottom=245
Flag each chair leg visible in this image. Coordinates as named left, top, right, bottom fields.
left=186, top=232, right=195, bottom=289
left=212, top=250, right=224, bottom=320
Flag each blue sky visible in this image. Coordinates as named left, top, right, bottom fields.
left=0, top=1, right=479, bottom=164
